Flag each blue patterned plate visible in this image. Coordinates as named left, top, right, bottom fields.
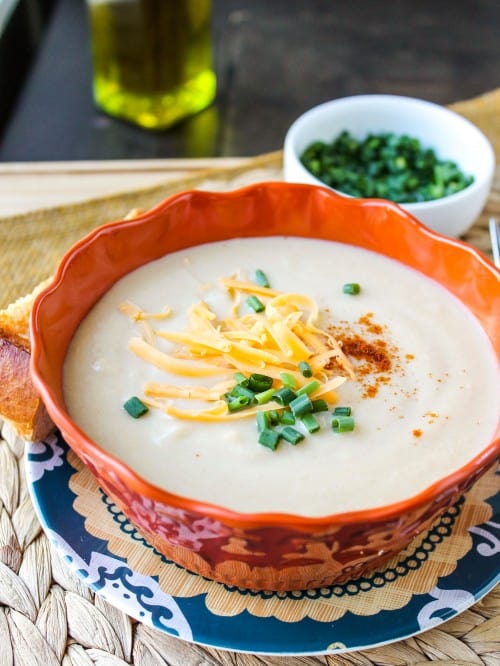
left=26, top=431, right=499, bottom=656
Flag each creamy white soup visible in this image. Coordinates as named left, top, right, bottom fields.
left=63, top=237, right=499, bottom=516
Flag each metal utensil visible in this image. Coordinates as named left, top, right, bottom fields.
left=489, top=217, right=500, bottom=268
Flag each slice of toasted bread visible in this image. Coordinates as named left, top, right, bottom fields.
left=0, top=278, right=54, bottom=441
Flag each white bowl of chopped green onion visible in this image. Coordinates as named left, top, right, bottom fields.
left=283, top=94, right=495, bottom=237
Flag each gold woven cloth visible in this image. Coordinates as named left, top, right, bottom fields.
left=0, top=87, right=499, bottom=308
left=0, top=90, right=498, bottom=665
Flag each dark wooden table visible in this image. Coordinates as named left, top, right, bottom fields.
left=1, top=0, right=499, bottom=161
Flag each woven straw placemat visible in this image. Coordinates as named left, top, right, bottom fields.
left=0, top=90, right=499, bottom=664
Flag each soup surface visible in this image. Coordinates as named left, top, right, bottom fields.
left=63, top=237, right=499, bottom=516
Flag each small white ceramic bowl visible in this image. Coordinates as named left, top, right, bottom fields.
left=283, top=94, right=495, bottom=237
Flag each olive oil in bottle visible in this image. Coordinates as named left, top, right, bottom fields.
left=86, top=0, right=216, bottom=129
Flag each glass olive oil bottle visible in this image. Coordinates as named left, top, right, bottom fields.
left=87, top=0, right=216, bottom=130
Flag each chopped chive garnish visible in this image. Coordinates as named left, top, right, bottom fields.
left=298, top=361, right=313, bottom=377
left=312, top=399, right=329, bottom=412
left=233, top=371, right=247, bottom=384
left=258, top=428, right=281, bottom=450
left=255, top=269, right=270, bottom=288
left=229, top=384, right=255, bottom=402
left=267, top=409, right=280, bottom=425
left=256, top=411, right=269, bottom=432
left=123, top=396, right=149, bottom=418
left=333, top=406, right=352, bottom=416
left=332, top=415, right=355, bottom=433
left=248, top=373, right=273, bottom=392
left=343, top=282, right=361, bottom=295
left=255, top=387, right=276, bottom=404
left=226, top=395, right=251, bottom=412
left=296, top=380, right=321, bottom=396
left=290, top=393, right=313, bottom=417
left=281, top=426, right=305, bottom=445
left=301, top=413, right=320, bottom=433
left=280, top=372, right=297, bottom=389
left=280, top=410, right=296, bottom=425
left=300, top=130, right=474, bottom=203
left=246, top=295, right=265, bottom=312
left=300, top=130, right=474, bottom=204
left=273, top=387, right=297, bottom=405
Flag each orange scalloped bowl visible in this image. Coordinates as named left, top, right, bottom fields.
left=30, top=182, right=499, bottom=591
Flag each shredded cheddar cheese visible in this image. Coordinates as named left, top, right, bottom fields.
left=144, top=397, right=284, bottom=422
left=144, top=380, right=234, bottom=400
left=128, top=338, right=233, bottom=377
left=119, top=300, right=172, bottom=321
left=120, top=273, right=353, bottom=422
left=219, top=277, right=280, bottom=298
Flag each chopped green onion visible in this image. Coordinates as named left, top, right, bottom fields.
left=258, top=428, right=281, bottom=450
left=226, top=395, right=251, bottom=412
left=248, top=373, right=273, bottom=392
left=280, top=372, right=297, bottom=389
left=300, top=131, right=474, bottom=204
left=273, top=387, right=297, bottom=405
left=298, top=361, right=313, bottom=377
left=256, top=411, right=269, bottom=432
left=255, top=269, right=270, bottom=288
left=312, top=399, right=329, bottom=412
left=255, top=387, right=276, bottom=405
left=229, top=384, right=255, bottom=402
left=233, top=371, right=247, bottom=384
left=296, top=380, right=321, bottom=396
left=333, top=406, right=352, bottom=416
left=343, top=283, right=361, bottom=295
left=246, top=295, right=265, bottom=312
left=123, top=396, right=149, bottom=418
left=332, top=415, right=355, bottom=433
left=267, top=409, right=280, bottom=425
left=280, top=410, right=296, bottom=425
left=281, top=426, right=305, bottom=445
left=290, top=393, right=313, bottom=417
left=301, top=413, right=321, bottom=433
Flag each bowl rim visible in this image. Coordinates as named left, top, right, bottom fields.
left=283, top=93, right=496, bottom=211
left=30, top=181, right=500, bottom=529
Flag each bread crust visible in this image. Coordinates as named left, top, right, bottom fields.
left=0, top=279, right=54, bottom=441
left=0, top=337, right=53, bottom=440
